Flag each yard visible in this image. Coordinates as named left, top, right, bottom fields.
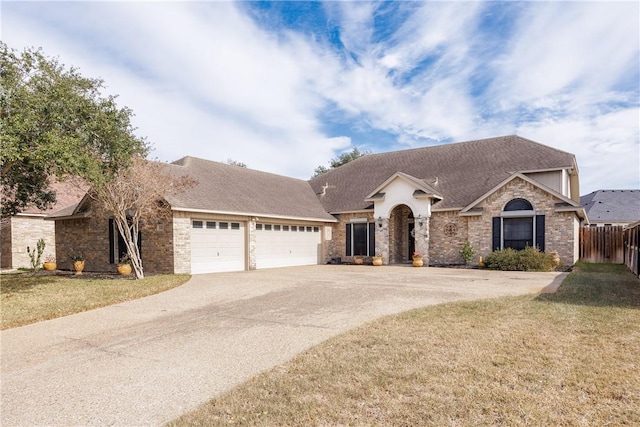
left=0, top=271, right=190, bottom=329
left=169, top=263, right=640, bottom=426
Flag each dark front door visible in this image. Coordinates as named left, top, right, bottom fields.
left=408, top=222, right=415, bottom=261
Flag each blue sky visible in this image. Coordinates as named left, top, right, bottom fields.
left=2, top=1, right=639, bottom=195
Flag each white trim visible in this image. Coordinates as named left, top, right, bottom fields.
left=171, top=207, right=336, bottom=223
left=501, top=210, right=535, bottom=218
left=349, top=217, right=369, bottom=223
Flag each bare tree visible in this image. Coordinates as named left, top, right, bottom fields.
left=90, top=157, right=192, bottom=279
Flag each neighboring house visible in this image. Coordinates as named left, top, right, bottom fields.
left=0, top=180, right=86, bottom=269
left=50, top=135, right=587, bottom=274
left=580, top=190, right=640, bottom=227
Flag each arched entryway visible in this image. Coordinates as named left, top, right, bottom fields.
left=389, top=204, right=416, bottom=264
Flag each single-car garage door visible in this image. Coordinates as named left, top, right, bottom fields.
left=190, top=220, right=245, bottom=274
left=255, top=223, right=321, bottom=269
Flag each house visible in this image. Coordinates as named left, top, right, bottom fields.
left=1, top=180, right=86, bottom=269
left=580, top=190, right=640, bottom=227
left=50, top=135, right=587, bottom=274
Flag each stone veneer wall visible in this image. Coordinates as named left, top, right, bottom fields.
left=55, top=214, right=174, bottom=274
left=172, top=213, right=192, bottom=274
left=2, top=216, right=56, bottom=269
left=429, top=211, right=470, bottom=265
left=470, top=177, right=579, bottom=265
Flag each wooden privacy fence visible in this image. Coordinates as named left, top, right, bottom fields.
left=624, top=221, right=640, bottom=277
left=579, top=226, right=624, bottom=264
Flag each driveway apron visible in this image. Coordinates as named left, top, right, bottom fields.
left=1, top=265, right=565, bottom=426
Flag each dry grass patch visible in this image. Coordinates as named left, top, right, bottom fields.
left=1, top=271, right=190, bottom=329
left=170, top=264, right=640, bottom=426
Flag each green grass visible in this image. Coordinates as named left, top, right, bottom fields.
left=169, top=263, right=640, bottom=426
left=1, top=271, right=190, bottom=329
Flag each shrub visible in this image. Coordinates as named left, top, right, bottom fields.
left=484, top=247, right=556, bottom=272
left=459, top=241, right=475, bottom=264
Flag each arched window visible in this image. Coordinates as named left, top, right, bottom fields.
left=492, top=199, right=545, bottom=252
left=504, top=198, right=533, bottom=211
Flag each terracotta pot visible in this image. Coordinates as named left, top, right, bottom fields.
left=43, top=262, right=57, bottom=271
left=73, top=260, right=85, bottom=275
left=412, top=258, right=424, bottom=267
left=117, top=264, right=132, bottom=276
left=372, top=256, right=383, bottom=266
left=353, top=257, right=363, bottom=265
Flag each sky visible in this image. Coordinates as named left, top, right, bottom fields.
left=2, top=1, right=639, bottom=195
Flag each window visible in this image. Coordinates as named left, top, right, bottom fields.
left=231, top=223, right=240, bottom=230
left=283, top=225, right=289, bottom=231
left=306, top=226, right=312, bottom=232
left=219, top=222, right=229, bottom=230
left=206, top=221, right=216, bottom=229
left=274, top=225, right=281, bottom=231
left=192, top=220, right=203, bottom=229
left=313, top=227, right=319, bottom=232
left=503, top=217, right=533, bottom=250
left=291, top=226, right=297, bottom=232
left=492, top=199, right=545, bottom=252
left=256, top=224, right=263, bottom=230
left=346, top=222, right=375, bottom=256
left=265, top=224, right=272, bottom=231
left=109, top=218, right=141, bottom=264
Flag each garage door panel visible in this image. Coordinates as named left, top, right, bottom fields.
left=191, top=221, right=245, bottom=274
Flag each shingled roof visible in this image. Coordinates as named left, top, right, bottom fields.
left=165, top=157, right=336, bottom=222
left=580, top=189, right=640, bottom=223
left=308, top=135, right=577, bottom=212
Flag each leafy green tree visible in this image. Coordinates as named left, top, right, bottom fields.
left=312, top=147, right=368, bottom=178
left=0, top=42, right=148, bottom=217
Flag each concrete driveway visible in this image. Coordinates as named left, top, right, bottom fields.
left=1, top=265, right=566, bottom=426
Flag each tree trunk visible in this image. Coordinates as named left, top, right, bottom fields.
left=114, top=215, right=144, bottom=279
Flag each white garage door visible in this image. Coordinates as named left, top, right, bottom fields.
left=255, top=224, right=321, bottom=269
left=190, top=220, right=245, bottom=274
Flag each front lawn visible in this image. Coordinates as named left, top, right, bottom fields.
left=1, top=271, right=190, bottom=329
left=169, top=263, right=640, bottom=426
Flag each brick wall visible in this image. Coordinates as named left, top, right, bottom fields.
left=2, top=216, right=55, bottom=269
left=429, top=211, right=470, bottom=265
left=328, top=212, right=375, bottom=263
left=55, top=214, right=174, bottom=274
left=472, top=177, right=579, bottom=265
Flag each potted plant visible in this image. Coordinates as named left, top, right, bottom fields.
left=117, top=254, right=132, bottom=276
left=43, top=255, right=57, bottom=271
left=353, top=256, right=364, bottom=265
left=412, top=252, right=424, bottom=267
left=70, top=253, right=85, bottom=275
left=372, top=254, right=383, bottom=266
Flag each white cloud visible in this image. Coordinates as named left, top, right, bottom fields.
left=2, top=1, right=638, bottom=191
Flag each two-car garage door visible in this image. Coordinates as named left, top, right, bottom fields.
left=255, top=223, right=321, bottom=269
left=190, top=219, right=322, bottom=274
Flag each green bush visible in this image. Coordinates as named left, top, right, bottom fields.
left=484, top=247, right=556, bottom=272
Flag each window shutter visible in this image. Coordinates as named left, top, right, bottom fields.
left=368, top=222, right=375, bottom=256
left=492, top=217, right=501, bottom=251
left=536, top=215, right=545, bottom=252
left=109, top=219, right=115, bottom=264
left=345, top=224, right=352, bottom=256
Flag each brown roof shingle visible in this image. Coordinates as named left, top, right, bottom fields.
left=309, top=135, right=577, bottom=212
left=165, top=157, right=336, bottom=221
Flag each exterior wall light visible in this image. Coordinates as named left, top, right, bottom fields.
left=417, top=214, right=423, bottom=227
left=377, top=216, right=383, bottom=228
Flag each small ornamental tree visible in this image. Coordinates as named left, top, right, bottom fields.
left=90, top=157, right=193, bottom=279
